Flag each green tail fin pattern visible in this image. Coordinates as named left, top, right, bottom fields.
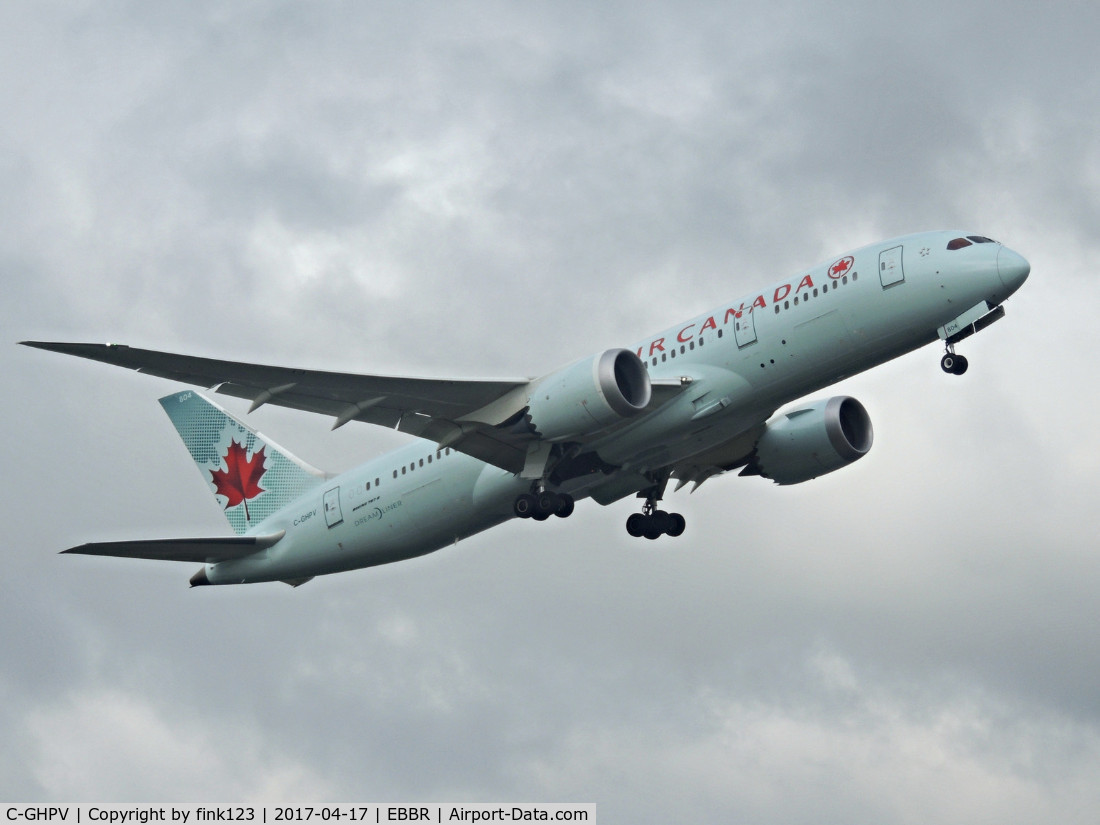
left=159, top=391, right=326, bottom=535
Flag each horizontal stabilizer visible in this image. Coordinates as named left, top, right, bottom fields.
left=61, top=530, right=285, bottom=564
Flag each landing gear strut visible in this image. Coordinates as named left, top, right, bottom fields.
left=625, top=489, right=685, bottom=540
left=940, top=345, right=968, bottom=375
left=514, top=489, right=574, bottom=521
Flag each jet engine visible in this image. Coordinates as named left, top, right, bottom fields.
left=524, top=348, right=651, bottom=440
left=749, top=396, right=873, bottom=484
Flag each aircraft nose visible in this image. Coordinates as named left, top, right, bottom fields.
left=997, top=246, right=1031, bottom=293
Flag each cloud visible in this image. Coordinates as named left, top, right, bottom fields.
left=3, top=1, right=1100, bottom=821
left=21, top=689, right=333, bottom=801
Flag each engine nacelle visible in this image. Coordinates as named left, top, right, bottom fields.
left=751, top=396, right=873, bottom=485
left=525, top=348, right=651, bottom=440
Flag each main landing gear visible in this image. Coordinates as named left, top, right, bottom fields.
left=625, top=490, right=686, bottom=540
left=940, top=346, right=969, bottom=376
left=514, top=489, right=575, bottom=521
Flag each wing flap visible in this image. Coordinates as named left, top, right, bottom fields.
left=61, top=531, right=285, bottom=563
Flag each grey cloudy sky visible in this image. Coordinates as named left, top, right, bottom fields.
left=3, top=1, right=1099, bottom=821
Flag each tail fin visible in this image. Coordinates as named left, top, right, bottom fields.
left=159, top=391, right=326, bottom=535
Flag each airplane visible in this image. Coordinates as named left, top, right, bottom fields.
left=22, top=230, right=1030, bottom=587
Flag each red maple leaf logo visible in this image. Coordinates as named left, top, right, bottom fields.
left=829, top=256, right=853, bottom=277
left=210, top=440, right=267, bottom=522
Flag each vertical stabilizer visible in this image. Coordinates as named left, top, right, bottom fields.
left=159, top=391, right=326, bottom=535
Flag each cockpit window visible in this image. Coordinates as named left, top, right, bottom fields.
left=967, top=235, right=997, bottom=244
left=947, top=237, right=972, bottom=250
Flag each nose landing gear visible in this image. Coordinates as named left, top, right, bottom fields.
left=941, top=346, right=969, bottom=375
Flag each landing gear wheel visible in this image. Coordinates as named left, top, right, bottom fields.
left=652, top=510, right=671, bottom=533
left=517, top=490, right=574, bottom=521
left=536, top=491, right=559, bottom=516
left=625, top=479, right=686, bottom=540
left=513, top=493, right=536, bottom=518
left=941, top=352, right=969, bottom=375
left=625, top=509, right=687, bottom=539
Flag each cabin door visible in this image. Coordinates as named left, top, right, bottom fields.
left=323, top=487, right=344, bottom=528
left=734, top=309, right=758, bottom=347
left=879, top=245, right=905, bottom=288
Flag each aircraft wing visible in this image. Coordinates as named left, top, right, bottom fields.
left=21, top=341, right=534, bottom=472
left=61, top=531, right=286, bottom=564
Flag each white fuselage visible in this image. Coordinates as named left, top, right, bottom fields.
left=205, top=231, right=1029, bottom=584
